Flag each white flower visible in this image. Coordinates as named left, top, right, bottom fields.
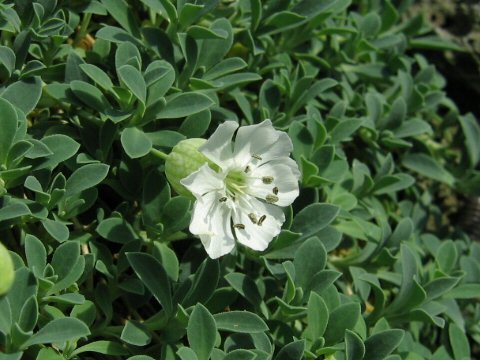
left=180, top=120, right=300, bottom=259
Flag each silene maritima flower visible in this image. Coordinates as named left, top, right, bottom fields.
left=178, top=120, right=300, bottom=259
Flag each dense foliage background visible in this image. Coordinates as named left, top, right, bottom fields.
left=1, top=0, right=480, bottom=359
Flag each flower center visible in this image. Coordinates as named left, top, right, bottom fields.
left=225, top=169, right=247, bottom=197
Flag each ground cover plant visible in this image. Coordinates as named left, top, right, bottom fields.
left=1, top=0, right=480, bottom=359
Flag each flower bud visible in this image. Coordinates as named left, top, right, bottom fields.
left=165, top=138, right=213, bottom=198
left=0, top=242, right=14, bottom=295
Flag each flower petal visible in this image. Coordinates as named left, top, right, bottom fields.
left=199, top=121, right=238, bottom=168
left=233, top=120, right=294, bottom=166
left=190, top=192, right=235, bottom=259
left=232, top=196, right=285, bottom=251
left=181, top=164, right=225, bottom=199
left=248, top=163, right=299, bottom=207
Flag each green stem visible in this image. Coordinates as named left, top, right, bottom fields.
left=75, top=12, right=92, bottom=46
left=150, top=148, right=169, bottom=160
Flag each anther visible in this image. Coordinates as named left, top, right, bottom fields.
left=262, top=176, right=274, bottom=184
left=252, top=154, right=262, bottom=161
left=258, top=215, right=266, bottom=226
left=248, top=213, right=257, bottom=224
left=233, top=224, right=245, bottom=229
left=266, top=194, right=279, bottom=204
left=219, top=197, right=227, bottom=202
left=273, top=186, right=279, bottom=195
left=244, top=165, right=251, bottom=173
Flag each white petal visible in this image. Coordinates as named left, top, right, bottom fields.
left=232, top=196, right=284, bottom=251
left=233, top=120, right=294, bottom=166
left=189, top=192, right=235, bottom=259
left=180, top=164, right=225, bottom=199
left=248, top=163, right=299, bottom=207
left=199, top=121, right=238, bottom=168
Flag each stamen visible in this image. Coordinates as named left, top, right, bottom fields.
left=219, top=197, right=227, bottom=202
left=258, top=215, right=266, bottom=226
left=262, top=176, right=274, bottom=184
left=244, top=165, right=251, bottom=173
left=252, top=154, right=262, bottom=161
left=233, top=224, right=245, bottom=229
left=248, top=213, right=257, bottom=224
left=273, top=186, right=279, bottom=195
left=266, top=194, right=279, bottom=204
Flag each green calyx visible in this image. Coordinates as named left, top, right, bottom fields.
left=165, top=138, right=215, bottom=198
left=0, top=242, right=14, bottom=295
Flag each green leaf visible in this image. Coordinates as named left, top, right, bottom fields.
left=363, top=329, right=404, bottom=360
left=101, top=0, right=139, bottom=36
left=436, top=240, right=458, bottom=274
left=225, top=273, right=262, bottom=306
left=306, top=292, right=329, bottom=340
left=424, top=277, right=460, bottom=300
left=188, top=304, right=217, bottom=360
left=294, top=237, right=327, bottom=289
left=22, top=317, right=90, bottom=347
left=214, top=311, right=268, bottom=333
left=70, top=80, right=112, bottom=113
left=49, top=241, right=85, bottom=294
left=5, top=268, right=37, bottom=322
left=126, top=252, right=173, bottom=315
left=182, top=258, right=219, bottom=307
left=330, top=119, right=363, bottom=143
left=0, top=46, right=15, bottom=77
left=403, top=153, right=454, bottom=186
left=80, top=64, right=114, bottom=91
left=323, top=303, right=360, bottom=345
left=0, top=202, right=30, bottom=222
left=118, top=65, right=146, bottom=103
left=0, top=98, right=17, bottom=164
left=24, top=234, right=46, bottom=277
left=388, top=245, right=426, bottom=313
left=224, top=350, right=256, bottom=360
left=157, top=93, right=214, bottom=119
left=459, top=113, right=480, bottom=167
left=197, top=19, right=233, bottom=70
left=38, top=134, right=80, bottom=170
left=2, top=77, right=42, bottom=114
left=345, top=330, right=365, bottom=360
left=409, top=36, right=464, bottom=51
left=97, top=217, right=138, bottom=243
left=179, top=110, right=211, bottom=137
left=450, top=324, right=472, bottom=360
left=275, top=340, right=305, bottom=360
left=187, top=25, right=227, bottom=40
left=203, top=58, right=247, bottom=80
left=291, top=203, right=339, bottom=241
left=444, top=284, right=480, bottom=299
left=121, top=127, right=152, bottom=158
left=121, top=320, right=152, bottom=346
left=373, top=174, right=415, bottom=195
left=177, top=347, right=199, bottom=360
left=71, top=341, right=129, bottom=356
left=65, top=163, right=110, bottom=197
left=18, top=295, right=38, bottom=332
left=153, top=243, right=179, bottom=282
left=41, top=218, right=69, bottom=242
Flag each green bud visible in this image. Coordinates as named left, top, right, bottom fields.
left=0, top=242, right=14, bottom=295
left=165, top=138, right=214, bottom=198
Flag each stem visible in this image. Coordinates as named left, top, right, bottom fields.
left=150, top=148, right=169, bottom=160
left=75, top=12, right=92, bottom=46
